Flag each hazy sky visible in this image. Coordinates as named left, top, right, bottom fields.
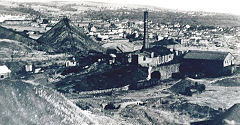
left=7, top=0, right=240, bottom=15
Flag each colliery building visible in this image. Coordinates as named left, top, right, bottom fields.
left=131, top=11, right=176, bottom=67
left=108, top=11, right=236, bottom=82
left=132, top=46, right=175, bottom=67
left=128, top=11, right=180, bottom=81
left=181, top=50, right=236, bottom=77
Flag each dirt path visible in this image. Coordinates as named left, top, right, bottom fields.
left=22, top=80, right=40, bottom=86
left=117, top=101, right=143, bottom=113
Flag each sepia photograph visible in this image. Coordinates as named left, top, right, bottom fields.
left=0, top=0, right=240, bottom=124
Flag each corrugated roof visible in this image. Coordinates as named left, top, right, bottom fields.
left=183, top=50, right=230, bottom=61
left=0, top=65, right=11, bottom=74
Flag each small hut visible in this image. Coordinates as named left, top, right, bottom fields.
left=0, top=65, right=11, bottom=79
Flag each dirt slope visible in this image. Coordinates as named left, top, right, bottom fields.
left=0, top=80, right=120, bottom=125
left=0, top=26, right=38, bottom=48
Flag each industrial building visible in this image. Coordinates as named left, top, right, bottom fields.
left=131, top=11, right=176, bottom=67
left=129, top=11, right=180, bottom=82
left=133, top=46, right=175, bottom=67
left=181, top=50, right=235, bottom=77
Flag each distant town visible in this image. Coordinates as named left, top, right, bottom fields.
left=0, top=1, right=240, bottom=51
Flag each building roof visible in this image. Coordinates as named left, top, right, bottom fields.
left=152, top=38, right=179, bottom=46
left=183, top=50, right=231, bottom=61
left=0, top=65, right=11, bottom=74
left=135, top=46, right=173, bottom=57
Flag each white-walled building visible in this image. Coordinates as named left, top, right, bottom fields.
left=0, top=65, right=11, bottom=79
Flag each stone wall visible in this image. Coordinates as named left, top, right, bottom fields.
left=150, top=63, right=180, bottom=80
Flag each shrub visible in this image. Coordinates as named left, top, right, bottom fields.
left=196, top=84, right=206, bottom=92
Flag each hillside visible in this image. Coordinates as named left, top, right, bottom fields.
left=37, top=18, right=105, bottom=54
left=213, top=103, right=240, bottom=124
left=193, top=103, right=240, bottom=125
left=0, top=26, right=38, bottom=48
left=53, top=64, right=148, bottom=92
left=0, top=80, right=120, bottom=125
left=85, top=7, right=240, bottom=27
left=0, top=39, right=33, bottom=58
left=1, top=1, right=240, bottom=27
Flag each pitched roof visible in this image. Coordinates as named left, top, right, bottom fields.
left=183, top=50, right=230, bottom=61
left=0, top=65, right=11, bottom=74
left=135, top=46, right=173, bottom=57
left=152, top=38, right=179, bottom=46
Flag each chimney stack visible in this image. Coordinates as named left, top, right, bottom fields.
left=143, top=11, right=149, bottom=50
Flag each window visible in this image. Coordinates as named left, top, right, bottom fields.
left=226, top=60, right=229, bottom=65
left=143, top=56, right=146, bottom=61
left=0, top=75, right=4, bottom=79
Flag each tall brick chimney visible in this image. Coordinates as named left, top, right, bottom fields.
left=142, top=11, right=149, bottom=50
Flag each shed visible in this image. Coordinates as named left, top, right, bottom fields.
left=65, top=57, right=77, bottom=67
left=25, top=64, right=33, bottom=72
left=183, top=50, right=234, bottom=67
left=181, top=50, right=235, bottom=77
left=0, top=65, right=11, bottom=79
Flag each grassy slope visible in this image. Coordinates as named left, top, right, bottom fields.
left=0, top=39, right=33, bottom=53
left=0, top=79, right=120, bottom=125
left=0, top=26, right=38, bottom=48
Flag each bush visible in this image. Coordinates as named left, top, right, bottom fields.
left=184, top=87, right=192, bottom=96
left=196, top=84, right=206, bottom=92
left=170, top=79, right=205, bottom=96
left=104, top=102, right=120, bottom=110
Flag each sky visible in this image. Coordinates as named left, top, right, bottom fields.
left=6, top=0, right=240, bottom=15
